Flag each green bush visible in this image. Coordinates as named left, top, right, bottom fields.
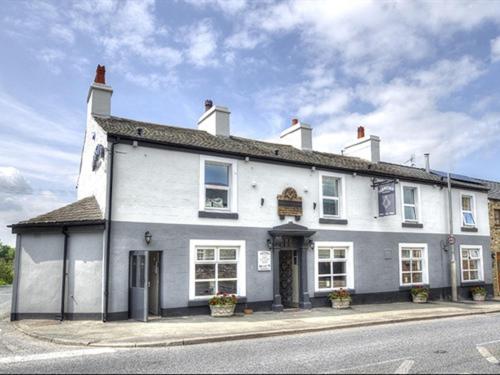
left=0, top=241, right=15, bottom=285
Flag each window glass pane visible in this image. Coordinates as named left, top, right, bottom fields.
left=131, top=256, right=137, bottom=287
left=318, top=249, right=331, bottom=259
left=495, top=210, right=500, bottom=225
left=469, top=260, right=479, bottom=270
left=463, top=212, right=475, bottom=226
left=333, top=249, right=346, bottom=258
left=205, top=188, right=228, bottom=208
left=470, top=249, right=480, bottom=258
left=470, top=271, right=479, bottom=280
left=402, top=260, right=411, bottom=272
left=218, top=280, right=237, bottom=294
left=195, top=264, right=215, bottom=279
left=323, top=199, right=339, bottom=216
left=318, top=262, right=331, bottom=275
left=412, top=249, right=422, bottom=258
left=197, top=248, right=215, bottom=261
left=403, top=187, right=416, bottom=205
left=322, top=176, right=339, bottom=197
left=218, top=263, right=237, bottom=279
left=195, top=281, right=215, bottom=296
left=402, top=273, right=411, bottom=284
left=462, top=196, right=472, bottom=211
left=463, top=271, right=470, bottom=281
left=412, top=272, right=423, bottom=283
left=318, top=276, right=332, bottom=289
left=462, top=260, right=468, bottom=270
left=138, top=255, right=145, bottom=288
left=411, top=260, right=422, bottom=271
left=205, top=162, right=229, bottom=186
left=333, top=276, right=347, bottom=287
left=333, top=261, right=346, bottom=274
left=461, top=250, right=469, bottom=259
left=401, top=249, right=411, bottom=258
left=219, top=249, right=237, bottom=260
left=404, top=206, right=417, bottom=221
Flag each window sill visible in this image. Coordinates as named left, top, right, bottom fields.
left=314, top=289, right=355, bottom=297
left=188, top=297, right=247, bottom=307
left=319, top=218, right=348, bottom=225
left=461, top=226, right=478, bottom=232
left=460, top=281, right=485, bottom=287
left=399, top=284, right=429, bottom=291
left=199, top=211, right=239, bottom=219
left=402, top=222, right=423, bottom=228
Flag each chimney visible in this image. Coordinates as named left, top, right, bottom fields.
left=343, top=126, right=380, bottom=163
left=280, top=118, right=313, bottom=151
left=87, top=64, right=113, bottom=117
left=424, top=153, right=430, bottom=173
left=197, top=100, right=230, bottom=137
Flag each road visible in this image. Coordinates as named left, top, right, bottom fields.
left=2, top=288, right=500, bottom=373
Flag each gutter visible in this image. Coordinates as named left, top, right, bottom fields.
left=103, top=141, right=116, bottom=322
left=59, top=226, right=69, bottom=321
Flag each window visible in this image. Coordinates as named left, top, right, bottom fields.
left=461, top=194, right=476, bottom=227
left=399, top=244, right=428, bottom=286
left=189, top=240, right=246, bottom=299
left=314, top=242, right=354, bottom=291
left=200, top=156, right=237, bottom=212
left=402, top=186, right=419, bottom=222
left=460, top=246, right=483, bottom=282
left=319, top=173, right=345, bottom=218
left=495, top=209, right=500, bottom=227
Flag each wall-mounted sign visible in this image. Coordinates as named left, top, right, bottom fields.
left=258, top=250, right=272, bottom=271
left=378, top=181, right=396, bottom=217
left=277, top=187, right=302, bottom=220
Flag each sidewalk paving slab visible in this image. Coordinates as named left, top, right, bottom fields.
left=13, top=301, right=500, bottom=348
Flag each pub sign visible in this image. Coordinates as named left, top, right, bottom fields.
left=378, top=181, right=396, bottom=217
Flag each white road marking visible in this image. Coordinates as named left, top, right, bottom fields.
left=394, top=359, right=415, bottom=374
left=332, top=357, right=412, bottom=373
left=477, top=346, right=499, bottom=364
left=0, top=348, right=117, bottom=365
left=476, top=338, right=500, bottom=347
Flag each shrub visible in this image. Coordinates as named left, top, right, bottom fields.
left=470, top=286, right=487, bottom=296
left=328, top=288, right=351, bottom=301
left=209, top=293, right=237, bottom=306
left=410, top=286, right=429, bottom=298
left=0, top=241, right=14, bottom=285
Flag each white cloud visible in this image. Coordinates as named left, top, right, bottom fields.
left=50, top=24, right=75, bottom=44
left=183, top=19, right=219, bottom=67
left=184, top=0, right=248, bottom=16
left=491, top=36, right=500, bottom=62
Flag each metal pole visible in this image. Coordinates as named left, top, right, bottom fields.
left=447, top=172, right=458, bottom=302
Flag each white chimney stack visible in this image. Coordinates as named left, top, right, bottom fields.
left=424, top=153, right=430, bottom=173
left=87, top=65, right=113, bottom=117
left=197, top=99, right=230, bottom=137
left=343, top=126, right=380, bottom=163
left=280, top=119, right=313, bottom=151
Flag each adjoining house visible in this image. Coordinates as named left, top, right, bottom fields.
left=8, top=66, right=493, bottom=322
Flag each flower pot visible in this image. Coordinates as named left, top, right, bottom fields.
left=472, top=293, right=486, bottom=302
left=331, top=299, right=351, bottom=309
left=243, top=308, right=253, bottom=315
left=210, top=304, right=236, bottom=317
left=412, top=294, right=428, bottom=303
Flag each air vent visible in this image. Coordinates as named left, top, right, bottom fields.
left=136, top=128, right=144, bottom=136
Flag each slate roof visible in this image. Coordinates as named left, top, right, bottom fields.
left=95, top=115, right=488, bottom=191
left=12, top=196, right=104, bottom=227
left=478, top=180, right=500, bottom=200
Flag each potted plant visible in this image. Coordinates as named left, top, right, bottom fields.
left=410, top=286, right=429, bottom=303
left=471, top=286, right=487, bottom=302
left=328, top=288, right=352, bottom=309
left=208, top=293, right=238, bottom=317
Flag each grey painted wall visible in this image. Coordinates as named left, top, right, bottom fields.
left=109, top=221, right=491, bottom=313
left=14, top=228, right=103, bottom=317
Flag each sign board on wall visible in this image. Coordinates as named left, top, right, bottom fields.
left=277, top=187, right=303, bottom=220
left=378, top=181, right=396, bottom=217
left=258, top=251, right=272, bottom=271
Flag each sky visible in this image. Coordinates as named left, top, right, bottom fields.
left=1, top=0, right=500, bottom=245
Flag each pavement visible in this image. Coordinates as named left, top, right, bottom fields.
left=0, top=285, right=12, bottom=319
left=13, top=300, right=500, bottom=348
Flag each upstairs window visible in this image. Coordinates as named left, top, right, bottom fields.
left=200, top=156, right=237, bottom=213
left=321, top=175, right=342, bottom=217
left=495, top=209, right=500, bottom=227
left=461, top=194, right=476, bottom=227
left=402, top=186, right=419, bottom=222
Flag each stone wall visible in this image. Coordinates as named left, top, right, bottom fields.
left=489, top=199, right=500, bottom=295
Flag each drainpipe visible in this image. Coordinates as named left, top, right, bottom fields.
left=103, top=141, right=116, bottom=322
left=60, top=226, right=69, bottom=321
left=447, top=173, right=458, bottom=302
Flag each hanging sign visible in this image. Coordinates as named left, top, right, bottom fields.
left=378, top=181, right=396, bottom=217
left=258, top=250, right=272, bottom=271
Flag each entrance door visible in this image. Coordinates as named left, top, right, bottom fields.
left=148, top=252, right=160, bottom=316
left=497, top=252, right=500, bottom=295
left=129, top=251, right=149, bottom=322
left=279, top=237, right=300, bottom=308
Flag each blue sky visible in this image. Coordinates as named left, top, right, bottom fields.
left=1, top=0, right=500, bottom=244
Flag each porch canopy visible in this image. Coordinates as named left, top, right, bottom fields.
left=268, top=221, right=316, bottom=238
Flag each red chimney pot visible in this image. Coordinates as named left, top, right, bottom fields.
left=291, top=118, right=299, bottom=125
left=94, top=65, right=106, bottom=84
left=357, top=126, right=365, bottom=139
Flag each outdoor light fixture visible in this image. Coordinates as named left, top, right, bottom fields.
left=266, top=239, right=273, bottom=250
left=308, top=239, right=315, bottom=249
left=144, top=231, right=152, bottom=245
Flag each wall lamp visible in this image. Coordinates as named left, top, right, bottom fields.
left=266, top=239, right=273, bottom=250
left=308, top=239, right=315, bottom=250
left=144, top=231, right=152, bottom=245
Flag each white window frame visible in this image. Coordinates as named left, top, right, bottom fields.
left=314, top=241, right=354, bottom=292
left=319, top=172, right=346, bottom=219
left=398, top=243, right=429, bottom=287
left=189, top=240, right=246, bottom=300
left=460, top=193, right=477, bottom=227
left=199, top=155, right=238, bottom=213
left=459, top=245, right=484, bottom=283
left=401, top=184, right=421, bottom=223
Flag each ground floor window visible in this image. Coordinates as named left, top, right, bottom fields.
left=189, top=240, right=246, bottom=300
left=399, top=243, right=428, bottom=286
left=314, top=241, right=354, bottom=292
left=460, top=246, right=483, bottom=282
